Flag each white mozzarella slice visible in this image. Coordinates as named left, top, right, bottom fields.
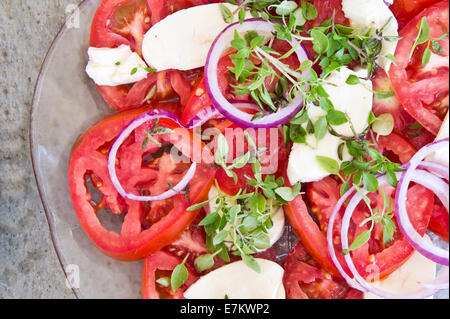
left=287, top=67, right=374, bottom=184
left=142, top=3, right=250, bottom=71
left=184, top=259, right=286, bottom=299
left=426, top=111, right=449, bottom=167
left=287, top=126, right=352, bottom=184
left=86, top=45, right=149, bottom=86
left=322, top=67, right=373, bottom=137
left=364, top=235, right=437, bottom=299
left=207, top=187, right=285, bottom=249
left=342, top=0, right=399, bottom=71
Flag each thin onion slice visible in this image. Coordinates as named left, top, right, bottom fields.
left=107, top=110, right=197, bottom=202
left=396, top=138, right=450, bottom=266
left=327, top=167, right=449, bottom=298
left=205, top=18, right=310, bottom=128
left=418, top=161, right=449, bottom=181
left=340, top=171, right=449, bottom=298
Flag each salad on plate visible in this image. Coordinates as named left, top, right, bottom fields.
left=68, top=0, right=449, bottom=299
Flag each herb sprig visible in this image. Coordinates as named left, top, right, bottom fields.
left=343, top=186, right=396, bottom=254
left=188, top=133, right=301, bottom=273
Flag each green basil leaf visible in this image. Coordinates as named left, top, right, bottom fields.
left=316, top=156, right=340, bottom=175
left=219, top=4, right=234, bottom=24
left=241, top=254, right=261, bottom=273
left=301, top=1, right=318, bottom=20
left=194, top=254, right=216, bottom=273
left=275, top=0, right=298, bottom=16
left=327, top=110, right=348, bottom=125
left=171, top=255, right=189, bottom=291
left=348, top=230, right=371, bottom=251
left=345, top=74, right=360, bottom=85
left=314, top=116, right=328, bottom=141
left=363, top=172, right=379, bottom=193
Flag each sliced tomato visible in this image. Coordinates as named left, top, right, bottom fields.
left=389, top=1, right=449, bottom=136
left=142, top=220, right=277, bottom=299
left=68, top=108, right=216, bottom=261
left=214, top=124, right=289, bottom=195
left=428, top=201, right=450, bottom=242
left=372, top=67, right=435, bottom=150
left=283, top=241, right=363, bottom=299
left=180, top=52, right=236, bottom=126
left=89, top=0, right=211, bottom=111
left=285, top=129, right=435, bottom=279
left=297, top=177, right=435, bottom=280
left=391, top=0, right=442, bottom=29
left=142, top=250, right=199, bottom=299
left=375, top=130, right=417, bottom=164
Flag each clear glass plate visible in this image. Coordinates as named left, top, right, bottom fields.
left=30, top=0, right=143, bottom=299
left=30, top=0, right=447, bottom=299
left=29, top=0, right=295, bottom=299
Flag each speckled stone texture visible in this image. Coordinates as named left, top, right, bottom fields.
left=0, top=0, right=81, bottom=299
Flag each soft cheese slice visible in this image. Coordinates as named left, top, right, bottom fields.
left=322, top=67, right=373, bottom=137
left=342, top=0, right=399, bottom=71
left=142, top=3, right=249, bottom=71
left=426, top=111, right=449, bottom=167
left=184, top=259, right=286, bottom=299
left=207, top=186, right=285, bottom=249
left=86, top=45, right=149, bottom=86
left=364, top=235, right=437, bottom=299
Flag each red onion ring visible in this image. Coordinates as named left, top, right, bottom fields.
left=339, top=171, right=449, bottom=298
left=328, top=166, right=449, bottom=298
left=205, top=18, right=310, bottom=128
left=396, top=138, right=449, bottom=266
left=107, top=110, right=197, bottom=202
left=418, top=161, right=449, bottom=181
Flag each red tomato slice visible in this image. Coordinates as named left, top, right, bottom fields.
left=89, top=0, right=211, bottom=111
left=214, top=124, right=289, bottom=195
left=142, top=250, right=199, bottom=299
left=283, top=241, right=363, bottom=299
left=68, top=108, right=216, bottom=261
left=284, top=131, right=434, bottom=279
left=391, top=0, right=442, bottom=29
left=375, top=130, right=417, bottom=164
left=142, top=221, right=277, bottom=299
left=389, top=1, right=449, bottom=136
left=372, top=68, right=435, bottom=149
left=299, top=178, right=434, bottom=280
left=428, top=201, right=450, bottom=242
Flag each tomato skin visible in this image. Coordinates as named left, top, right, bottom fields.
left=376, top=130, right=417, bottom=164
left=214, top=125, right=289, bottom=195
left=68, top=108, right=216, bottom=261
left=284, top=194, right=343, bottom=278
left=300, top=177, right=435, bottom=280
left=389, top=1, right=449, bottom=136
left=391, top=0, right=442, bottom=29
left=283, top=241, right=363, bottom=299
left=89, top=0, right=215, bottom=111
left=142, top=250, right=199, bottom=299
left=372, top=68, right=435, bottom=150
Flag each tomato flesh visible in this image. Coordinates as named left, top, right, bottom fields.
left=389, top=1, right=449, bottom=136
left=283, top=241, right=362, bottom=299
left=68, top=108, right=216, bottom=261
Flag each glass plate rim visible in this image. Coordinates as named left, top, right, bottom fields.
left=29, top=0, right=92, bottom=299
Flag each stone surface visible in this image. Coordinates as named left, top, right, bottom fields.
left=0, top=0, right=81, bottom=299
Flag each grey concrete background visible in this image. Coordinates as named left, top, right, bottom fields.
left=0, top=0, right=82, bottom=299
